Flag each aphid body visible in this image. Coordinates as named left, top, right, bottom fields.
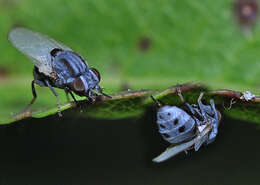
left=8, top=27, right=110, bottom=116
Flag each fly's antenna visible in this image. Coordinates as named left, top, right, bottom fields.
left=151, top=95, right=163, bottom=108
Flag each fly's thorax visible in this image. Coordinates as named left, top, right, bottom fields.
left=51, top=50, right=88, bottom=83
left=157, top=106, right=196, bottom=144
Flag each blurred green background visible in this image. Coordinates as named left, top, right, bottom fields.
left=1, top=0, right=260, bottom=117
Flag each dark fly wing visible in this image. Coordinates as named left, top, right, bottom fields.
left=8, top=27, right=72, bottom=76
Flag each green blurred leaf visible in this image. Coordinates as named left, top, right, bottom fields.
left=2, top=83, right=260, bottom=125
left=1, top=0, right=260, bottom=124
left=1, top=83, right=202, bottom=124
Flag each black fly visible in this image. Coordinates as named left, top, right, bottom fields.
left=8, top=27, right=111, bottom=116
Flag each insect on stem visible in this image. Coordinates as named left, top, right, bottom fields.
left=8, top=27, right=111, bottom=117
left=223, top=98, right=237, bottom=110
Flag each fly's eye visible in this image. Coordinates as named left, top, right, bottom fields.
left=159, top=114, right=163, bottom=119
left=173, top=119, right=179, bottom=125
left=72, top=77, right=85, bottom=92
left=91, top=68, right=101, bottom=81
left=50, top=48, right=62, bottom=57
left=159, top=124, right=166, bottom=129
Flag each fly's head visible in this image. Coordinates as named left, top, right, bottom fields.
left=89, top=67, right=101, bottom=89
left=70, top=68, right=110, bottom=100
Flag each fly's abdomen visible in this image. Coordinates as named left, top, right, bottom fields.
left=157, top=106, right=196, bottom=144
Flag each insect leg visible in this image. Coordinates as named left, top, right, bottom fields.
left=29, top=80, right=37, bottom=105
left=177, top=87, right=204, bottom=120
left=69, top=91, right=77, bottom=103
left=150, top=95, right=164, bottom=107
left=184, top=102, right=196, bottom=115
left=197, top=92, right=207, bottom=118
left=176, top=86, right=185, bottom=103
left=210, top=99, right=218, bottom=121
left=207, top=99, right=219, bottom=143
left=65, top=87, right=81, bottom=111
left=64, top=86, right=83, bottom=111
left=44, top=80, right=62, bottom=117
left=88, top=89, right=98, bottom=102
left=22, top=80, right=38, bottom=112
left=64, top=87, right=78, bottom=103
left=64, top=89, right=70, bottom=102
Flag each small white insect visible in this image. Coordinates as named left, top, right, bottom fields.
left=151, top=90, right=220, bottom=162
left=240, top=90, right=256, bottom=101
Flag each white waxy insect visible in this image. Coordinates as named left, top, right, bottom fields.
left=240, top=90, right=256, bottom=101
left=151, top=91, right=221, bottom=163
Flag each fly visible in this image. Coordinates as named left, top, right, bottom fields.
left=151, top=88, right=221, bottom=162
left=8, top=27, right=111, bottom=116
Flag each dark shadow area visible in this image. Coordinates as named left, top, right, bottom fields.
left=0, top=108, right=259, bottom=185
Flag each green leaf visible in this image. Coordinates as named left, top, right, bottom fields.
left=2, top=83, right=260, bottom=125
left=1, top=1, right=260, bottom=124
left=1, top=83, right=203, bottom=124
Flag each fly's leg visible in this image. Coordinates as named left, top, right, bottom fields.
left=65, top=87, right=81, bottom=111
left=177, top=87, right=210, bottom=151
left=197, top=92, right=214, bottom=117
left=28, top=80, right=37, bottom=107
left=69, top=91, right=77, bottom=103
left=150, top=95, right=164, bottom=108
left=177, top=87, right=204, bottom=129
left=88, top=89, right=99, bottom=103
left=22, top=80, right=37, bottom=112
left=184, top=102, right=196, bottom=115
left=207, top=99, right=219, bottom=144
left=177, top=86, right=189, bottom=110
left=64, top=87, right=78, bottom=104
left=176, top=86, right=185, bottom=103
left=197, top=94, right=219, bottom=145
left=194, top=92, right=211, bottom=149
left=22, top=80, right=44, bottom=112
left=44, top=80, right=62, bottom=117
left=210, top=99, right=218, bottom=122
left=197, top=92, right=208, bottom=119
left=177, top=86, right=198, bottom=116
left=64, top=89, right=70, bottom=102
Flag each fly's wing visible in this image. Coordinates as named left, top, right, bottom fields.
left=8, top=27, right=72, bottom=76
